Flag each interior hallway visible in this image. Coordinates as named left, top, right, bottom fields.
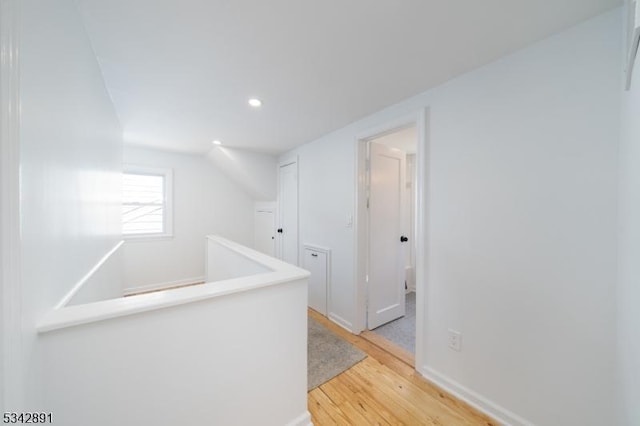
left=308, top=310, right=495, bottom=425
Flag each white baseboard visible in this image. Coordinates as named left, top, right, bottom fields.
left=123, top=276, right=205, bottom=296
left=328, top=312, right=353, bottom=332
left=420, top=365, right=534, bottom=426
left=286, top=411, right=312, bottom=426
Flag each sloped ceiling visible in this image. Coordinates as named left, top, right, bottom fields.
left=77, top=0, right=621, bottom=154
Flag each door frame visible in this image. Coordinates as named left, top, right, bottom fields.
left=1, top=0, right=23, bottom=411
left=354, top=108, right=430, bottom=368
left=276, top=155, right=299, bottom=265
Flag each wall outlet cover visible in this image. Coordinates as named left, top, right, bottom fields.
left=448, top=329, right=462, bottom=352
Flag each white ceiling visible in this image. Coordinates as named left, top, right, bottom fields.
left=77, top=0, right=621, bottom=155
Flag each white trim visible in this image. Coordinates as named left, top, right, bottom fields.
left=122, top=164, right=174, bottom=239
left=123, top=276, right=205, bottom=296
left=413, top=108, right=429, bottom=376
left=37, top=235, right=310, bottom=333
left=626, top=0, right=640, bottom=90
left=353, top=108, right=429, bottom=373
left=55, top=240, right=125, bottom=309
left=420, top=366, right=534, bottom=426
left=0, top=0, right=22, bottom=411
left=328, top=312, right=353, bottom=332
left=123, top=235, right=174, bottom=242
left=285, top=411, right=312, bottom=426
left=355, top=114, right=418, bottom=142
left=302, top=244, right=331, bottom=253
left=354, top=140, right=368, bottom=333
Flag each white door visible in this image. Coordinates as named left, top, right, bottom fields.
left=368, top=142, right=407, bottom=329
left=254, top=208, right=275, bottom=256
left=277, top=160, right=299, bottom=265
left=304, top=248, right=327, bottom=315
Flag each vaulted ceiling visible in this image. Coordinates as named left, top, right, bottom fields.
left=77, top=0, right=621, bottom=154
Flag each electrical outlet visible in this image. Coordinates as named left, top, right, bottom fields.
left=448, top=329, right=462, bottom=352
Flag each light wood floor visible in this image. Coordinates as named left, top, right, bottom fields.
left=308, top=309, right=497, bottom=426
left=124, top=281, right=204, bottom=297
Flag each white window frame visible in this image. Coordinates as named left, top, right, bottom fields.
left=122, top=165, right=173, bottom=240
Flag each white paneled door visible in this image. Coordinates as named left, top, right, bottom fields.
left=304, top=247, right=328, bottom=315
left=367, top=142, right=407, bottom=329
left=254, top=208, right=275, bottom=256
left=277, top=160, right=299, bottom=265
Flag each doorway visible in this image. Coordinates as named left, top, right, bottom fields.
left=254, top=202, right=276, bottom=257
left=277, top=157, right=299, bottom=265
left=355, top=109, right=428, bottom=368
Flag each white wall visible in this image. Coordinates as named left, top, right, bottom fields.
left=285, top=138, right=356, bottom=329
left=617, top=8, right=640, bottom=424
left=39, top=236, right=310, bottom=426
left=122, top=146, right=254, bottom=291
left=284, top=10, right=621, bottom=425
left=206, top=146, right=278, bottom=201
left=421, top=11, right=619, bottom=424
left=205, top=237, right=270, bottom=282
left=18, top=0, right=123, bottom=408
left=41, top=247, right=309, bottom=426
left=66, top=244, right=124, bottom=306
left=41, top=280, right=309, bottom=426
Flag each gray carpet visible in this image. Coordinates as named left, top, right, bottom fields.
left=371, top=291, right=416, bottom=354
left=308, top=317, right=366, bottom=391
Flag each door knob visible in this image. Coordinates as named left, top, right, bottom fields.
left=277, top=228, right=283, bottom=233
left=400, top=236, right=408, bottom=242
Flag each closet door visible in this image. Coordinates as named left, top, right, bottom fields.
left=254, top=207, right=275, bottom=256
left=304, top=248, right=327, bottom=315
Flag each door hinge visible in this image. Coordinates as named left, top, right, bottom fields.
left=366, top=197, right=370, bottom=209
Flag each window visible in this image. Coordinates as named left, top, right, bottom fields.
left=122, top=166, right=173, bottom=238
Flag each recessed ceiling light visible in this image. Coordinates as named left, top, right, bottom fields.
left=248, top=98, right=262, bottom=108
left=212, top=140, right=222, bottom=145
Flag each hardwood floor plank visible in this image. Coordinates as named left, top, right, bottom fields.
left=308, top=309, right=499, bottom=426
left=339, top=368, right=425, bottom=425
left=308, top=388, right=349, bottom=426
left=326, top=372, right=398, bottom=426
left=320, top=379, right=384, bottom=425
left=350, top=358, right=475, bottom=426
left=361, top=330, right=415, bottom=367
